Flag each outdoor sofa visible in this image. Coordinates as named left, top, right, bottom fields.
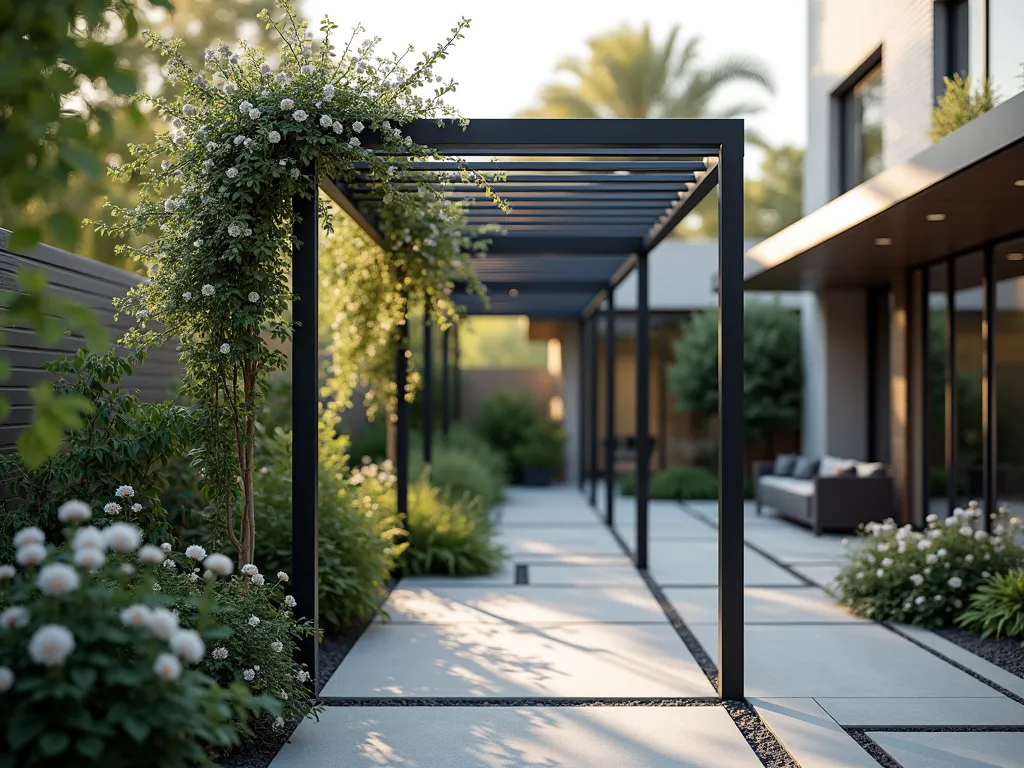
left=753, top=454, right=895, bottom=533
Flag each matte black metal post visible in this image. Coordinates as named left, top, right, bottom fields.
left=396, top=317, right=410, bottom=530
left=636, top=251, right=650, bottom=569
left=589, top=316, right=599, bottom=507
left=982, top=244, right=996, bottom=531
left=453, top=324, right=461, bottom=422
left=605, top=294, right=616, bottom=526
left=441, top=327, right=450, bottom=436
left=423, top=314, right=433, bottom=463
left=291, top=174, right=319, bottom=692
left=920, top=268, right=931, bottom=527
left=718, top=132, right=745, bottom=701
left=578, top=318, right=586, bottom=491
left=945, top=260, right=957, bottom=516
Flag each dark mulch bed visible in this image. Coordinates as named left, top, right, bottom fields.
left=219, top=577, right=398, bottom=768
left=935, top=626, right=1024, bottom=681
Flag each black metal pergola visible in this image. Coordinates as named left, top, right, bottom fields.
left=290, top=118, right=745, bottom=700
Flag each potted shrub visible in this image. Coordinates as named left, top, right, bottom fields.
left=513, top=419, right=566, bottom=487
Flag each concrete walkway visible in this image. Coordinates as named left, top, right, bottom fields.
left=271, top=487, right=1024, bottom=767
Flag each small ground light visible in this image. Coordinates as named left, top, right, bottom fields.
left=925, top=213, right=946, bottom=222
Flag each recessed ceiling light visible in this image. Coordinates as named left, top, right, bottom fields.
left=1008, top=252, right=1024, bottom=261
left=875, top=237, right=892, bottom=246
left=508, top=288, right=519, bottom=296
left=1015, top=180, right=1024, bottom=187
left=926, top=213, right=946, bottom=222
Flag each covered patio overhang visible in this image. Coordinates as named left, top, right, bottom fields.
left=745, top=91, right=1024, bottom=291
left=292, top=117, right=746, bottom=700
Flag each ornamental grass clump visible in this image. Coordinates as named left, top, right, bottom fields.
left=0, top=502, right=271, bottom=767
left=835, top=503, right=1024, bottom=627
left=95, top=0, right=498, bottom=568
left=956, top=568, right=1024, bottom=642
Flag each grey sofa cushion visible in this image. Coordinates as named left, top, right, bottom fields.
left=773, top=454, right=798, bottom=476
left=760, top=476, right=815, bottom=497
left=792, top=457, right=819, bottom=479
left=819, top=455, right=857, bottom=477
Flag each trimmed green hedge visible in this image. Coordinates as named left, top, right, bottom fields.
left=619, top=466, right=719, bottom=500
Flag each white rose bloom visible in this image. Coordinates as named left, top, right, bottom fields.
left=277, top=571, right=289, bottom=582
left=212, top=647, right=228, bottom=660
left=0, top=606, right=30, bottom=629
left=960, top=526, right=974, bottom=537
left=295, top=669, right=309, bottom=682
left=248, top=615, right=260, bottom=628
left=270, top=640, right=284, bottom=653
left=182, top=291, right=193, bottom=302
left=184, top=545, right=207, bottom=561
left=243, top=668, right=256, bottom=681
left=0, top=667, right=14, bottom=694
left=57, top=500, right=92, bottom=523
left=116, top=485, right=134, bottom=499
left=925, top=513, right=938, bottom=524
left=153, top=653, right=182, bottom=681
left=293, top=109, right=308, bottom=122
left=910, top=573, right=924, bottom=586
left=204, top=553, right=233, bottom=576
left=248, top=108, right=261, bottom=121
left=948, top=576, right=963, bottom=588
left=247, top=291, right=260, bottom=303
left=284, top=595, right=297, bottom=608
left=202, top=284, right=215, bottom=297
left=239, top=101, right=252, bottom=114
left=329, top=121, right=343, bottom=135
left=319, top=114, right=332, bottom=128
left=120, top=604, right=152, bottom=627
left=323, top=84, right=335, bottom=100
left=875, top=568, right=884, bottom=578
left=300, top=65, right=314, bottom=75
left=290, top=167, right=300, bottom=179
left=268, top=130, right=282, bottom=144
left=273, top=716, right=285, bottom=730
left=352, top=120, right=364, bottom=133
left=975, top=530, right=989, bottom=541
left=131, top=503, right=143, bottom=513
left=148, top=607, right=179, bottom=640
left=103, top=502, right=121, bottom=517
left=926, top=553, right=938, bottom=565
left=226, top=167, right=239, bottom=179
left=0, top=565, right=16, bottom=581
left=915, top=595, right=926, bottom=606
left=37, top=564, right=79, bottom=596
left=881, top=557, right=893, bottom=567
left=241, top=564, right=259, bottom=576
left=28, top=624, right=76, bottom=667
left=220, top=343, right=231, bottom=354
left=945, top=516, right=959, bottom=527
left=169, top=629, right=205, bottom=662
left=162, top=558, right=176, bottom=570
left=13, top=527, right=45, bottom=548
left=349, top=136, right=361, bottom=147
left=15, top=544, right=47, bottom=567
left=72, top=526, right=104, bottom=551
left=965, top=554, right=975, bottom=563
left=280, top=98, right=294, bottom=110
left=103, top=523, right=142, bottom=553
left=251, top=573, right=265, bottom=586
left=228, top=223, right=243, bottom=237
left=136, top=545, right=164, bottom=566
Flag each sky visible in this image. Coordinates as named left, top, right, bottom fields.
left=302, top=0, right=809, bottom=159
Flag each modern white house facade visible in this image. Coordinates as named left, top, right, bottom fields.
left=747, top=0, right=1024, bottom=524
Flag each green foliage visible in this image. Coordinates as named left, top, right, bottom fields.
left=668, top=300, right=802, bottom=441
left=476, top=391, right=545, bottom=480
left=620, top=465, right=719, bottom=499
left=402, top=479, right=503, bottom=576
left=929, top=74, right=996, bottom=142
left=0, top=515, right=270, bottom=767
left=512, top=418, right=566, bottom=471
left=956, top=569, right=1024, bottom=642
left=835, top=506, right=1024, bottom=627
left=0, top=350, right=197, bottom=560
left=0, top=269, right=109, bottom=468
left=252, top=425, right=405, bottom=632
left=443, top=423, right=510, bottom=484
left=418, top=444, right=506, bottom=511
left=0, top=0, right=172, bottom=252
left=96, top=2, right=495, bottom=565
left=155, top=545, right=320, bottom=722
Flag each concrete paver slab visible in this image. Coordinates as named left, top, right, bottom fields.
left=744, top=528, right=850, bottom=563
left=526, top=564, right=648, bottom=587
left=690, top=623, right=1003, bottom=698
left=792, top=563, right=843, bottom=590
left=496, top=526, right=624, bottom=558
left=496, top=504, right=599, bottom=526
left=868, top=731, right=1024, bottom=768
left=648, top=540, right=805, bottom=586
left=662, top=586, right=863, bottom=624
left=322, top=622, right=716, bottom=698
left=750, top=698, right=879, bottom=768
left=379, top=585, right=667, bottom=624
left=270, top=705, right=763, bottom=768
left=817, top=696, right=1024, bottom=726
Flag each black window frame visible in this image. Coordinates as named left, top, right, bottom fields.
left=833, top=47, right=884, bottom=195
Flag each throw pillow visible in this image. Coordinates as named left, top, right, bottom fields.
left=856, top=462, right=887, bottom=478
left=791, top=457, right=819, bottom=479
left=819, top=455, right=856, bottom=477
left=832, top=464, right=857, bottom=477
left=773, top=454, right=797, bottom=476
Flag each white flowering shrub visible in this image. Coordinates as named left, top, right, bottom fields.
left=94, top=0, right=498, bottom=567
left=0, top=504, right=271, bottom=766
left=156, top=540, right=319, bottom=721
left=835, top=503, right=1024, bottom=626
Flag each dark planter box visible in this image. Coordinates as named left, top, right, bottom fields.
left=521, top=466, right=554, bottom=486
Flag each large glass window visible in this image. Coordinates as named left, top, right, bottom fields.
left=989, top=0, right=1024, bottom=101
left=954, top=252, right=985, bottom=511
left=927, top=264, right=950, bottom=517
left=994, top=238, right=1024, bottom=509
left=839, top=63, right=884, bottom=193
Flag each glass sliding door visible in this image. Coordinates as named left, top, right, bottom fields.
left=954, top=252, right=985, bottom=512
left=927, top=264, right=950, bottom=518
left=994, top=238, right=1024, bottom=511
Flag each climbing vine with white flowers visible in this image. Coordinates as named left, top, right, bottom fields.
left=96, top=0, right=499, bottom=566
